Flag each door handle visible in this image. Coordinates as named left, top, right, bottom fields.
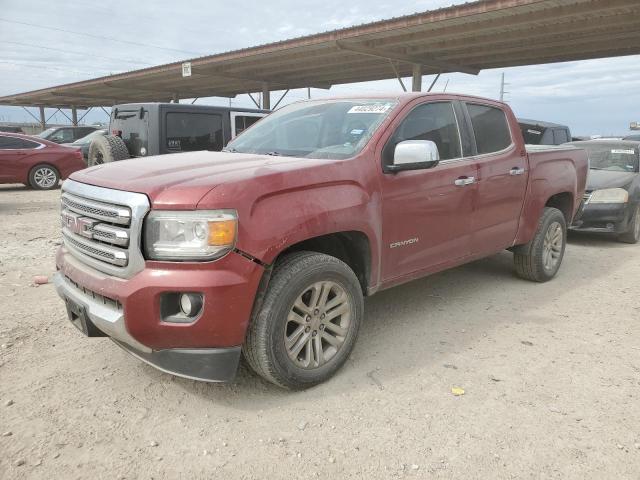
left=454, top=176, right=476, bottom=186
left=510, top=167, right=526, bottom=176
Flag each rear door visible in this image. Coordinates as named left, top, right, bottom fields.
left=0, top=136, right=43, bottom=182
left=379, top=100, right=477, bottom=281
left=463, top=102, right=528, bottom=255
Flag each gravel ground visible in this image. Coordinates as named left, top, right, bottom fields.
left=1, top=184, right=639, bottom=479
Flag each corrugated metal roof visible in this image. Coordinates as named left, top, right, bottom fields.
left=1, top=0, right=638, bottom=107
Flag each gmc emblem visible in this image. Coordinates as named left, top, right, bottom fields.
left=61, top=210, right=97, bottom=239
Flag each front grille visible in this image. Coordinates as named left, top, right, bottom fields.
left=62, top=193, right=131, bottom=225
left=60, top=181, right=149, bottom=279
left=64, top=274, right=122, bottom=311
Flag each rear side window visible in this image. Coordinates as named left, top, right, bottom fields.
left=466, top=104, right=511, bottom=154
left=234, top=115, right=263, bottom=137
left=384, top=101, right=462, bottom=163
left=0, top=136, right=38, bottom=149
left=166, top=113, right=223, bottom=152
left=553, top=128, right=569, bottom=144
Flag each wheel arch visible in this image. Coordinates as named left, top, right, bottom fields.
left=271, top=231, right=372, bottom=295
left=544, top=191, right=574, bottom=224
left=28, top=162, right=60, bottom=186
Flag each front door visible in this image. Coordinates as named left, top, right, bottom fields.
left=379, top=101, right=477, bottom=283
left=464, top=102, right=528, bottom=255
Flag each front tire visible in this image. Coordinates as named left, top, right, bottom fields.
left=28, top=164, right=60, bottom=190
left=243, top=251, right=363, bottom=389
left=618, top=205, right=640, bottom=244
left=514, top=207, right=567, bottom=282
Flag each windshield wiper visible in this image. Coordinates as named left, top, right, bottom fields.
left=265, top=151, right=282, bottom=156
left=222, top=147, right=238, bottom=153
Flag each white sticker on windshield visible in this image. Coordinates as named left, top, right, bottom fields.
left=348, top=103, right=393, bottom=114
left=611, top=149, right=635, bottom=154
left=527, top=129, right=542, bottom=135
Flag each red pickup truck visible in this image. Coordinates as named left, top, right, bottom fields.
left=54, top=93, right=588, bottom=389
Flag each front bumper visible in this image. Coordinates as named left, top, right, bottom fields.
left=54, top=247, right=264, bottom=382
left=570, top=202, right=631, bottom=233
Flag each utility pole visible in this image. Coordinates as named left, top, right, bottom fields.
left=499, top=72, right=509, bottom=102
left=307, top=87, right=311, bottom=100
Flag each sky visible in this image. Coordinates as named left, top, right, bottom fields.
left=0, top=0, right=638, bottom=136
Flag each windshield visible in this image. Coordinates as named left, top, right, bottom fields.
left=584, top=144, right=639, bottom=172
left=225, top=99, right=398, bottom=159
left=36, top=127, right=56, bottom=138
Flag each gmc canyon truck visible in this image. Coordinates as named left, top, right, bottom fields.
left=54, top=93, right=588, bottom=389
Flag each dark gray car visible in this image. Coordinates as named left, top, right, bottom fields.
left=569, top=140, right=640, bottom=243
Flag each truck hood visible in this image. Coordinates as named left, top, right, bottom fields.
left=69, top=151, right=327, bottom=209
left=587, top=169, right=637, bottom=191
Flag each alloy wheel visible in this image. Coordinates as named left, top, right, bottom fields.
left=284, top=281, right=352, bottom=369
left=33, top=167, right=57, bottom=188
left=542, top=221, right=563, bottom=271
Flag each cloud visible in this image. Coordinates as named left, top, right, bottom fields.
left=0, top=0, right=638, bottom=135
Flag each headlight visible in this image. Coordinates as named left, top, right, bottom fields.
left=588, top=188, right=628, bottom=204
left=144, top=210, right=237, bottom=261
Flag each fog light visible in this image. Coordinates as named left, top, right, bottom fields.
left=179, top=293, right=203, bottom=317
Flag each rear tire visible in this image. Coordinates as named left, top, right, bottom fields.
left=618, top=205, right=640, bottom=244
left=243, top=251, right=363, bottom=389
left=28, top=164, right=60, bottom=190
left=88, top=135, right=129, bottom=166
left=514, top=207, right=567, bottom=282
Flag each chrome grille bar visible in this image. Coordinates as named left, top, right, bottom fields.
left=61, top=192, right=131, bottom=225
left=63, top=229, right=128, bottom=266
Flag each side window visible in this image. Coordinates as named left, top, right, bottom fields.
left=383, top=102, right=461, bottom=164
left=166, top=113, right=223, bottom=152
left=17, top=139, right=39, bottom=149
left=50, top=129, right=74, bottom=143
left=553, top=128, right=568, bottom=144
left=466, top=104, right=511, bottom=154
left=0, top=136, right=27, bottom=149
left=234, top=115, right=263, bottom=137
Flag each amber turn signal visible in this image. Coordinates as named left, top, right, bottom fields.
left=208, top=219, right=237, bottom=246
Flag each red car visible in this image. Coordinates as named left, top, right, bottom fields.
left=0, top=133, right=85, bottom=190
left=55, top=93, right=588, bottom=389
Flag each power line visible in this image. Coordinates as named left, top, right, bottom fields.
left=0, top=17, right=204, bottom=56
left=0, top=60, right=118, bottom=76
left=5, top=40, right=155, bottom=66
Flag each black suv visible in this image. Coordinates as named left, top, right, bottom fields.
left=36, top=126, right=99, bottom=144
left=518, top=119, right=573, bottom=145
left=88, top=103, right=268, bottom=165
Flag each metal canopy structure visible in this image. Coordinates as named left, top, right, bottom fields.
left=1, top=0, right=639, bottom=116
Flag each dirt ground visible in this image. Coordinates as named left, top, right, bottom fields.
left=1, top=184, right=639, bottom=480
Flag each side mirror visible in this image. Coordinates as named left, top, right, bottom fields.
left=387, top=140, right=440, bottom=173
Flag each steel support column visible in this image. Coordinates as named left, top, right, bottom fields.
left=262, top=83, right=270, bottom=110
left=412, top=64, right=422, bottom=92
left=71, top=106, right=78, bottom=126
left=39, top=106, right=46, bottom=130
